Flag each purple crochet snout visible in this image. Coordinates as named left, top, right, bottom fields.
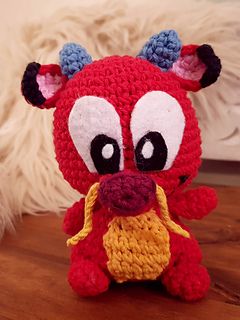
left=98, top=172, right=156, bottom=216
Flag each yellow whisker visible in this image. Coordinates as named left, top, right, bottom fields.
left=66, top=182, right=99, bottom=246
left=156, top=185, right=190, bottom=238
left=66, top=181, right=189, bottom=247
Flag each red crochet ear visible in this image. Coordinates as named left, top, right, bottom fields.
left=21, top=62, right=68, bottom=108
left=170, top=44, right=221, bottom=92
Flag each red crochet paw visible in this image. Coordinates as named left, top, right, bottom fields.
left=162, top=262, right=210, bottom=301
left=68, top=259, right=110, bottom=297
left=63, top=199, right=85, bottom=236
left=198, top=186, right=218, bottom=213
left=169, top=186, right=218, bottom=220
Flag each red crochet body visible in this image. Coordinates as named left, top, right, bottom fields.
left=63, top=187, right=217, bottom=300
left=53, top=56, right=217, bottom=301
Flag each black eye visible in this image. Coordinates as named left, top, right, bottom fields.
left=135, top=131, right=168, bottom=171
left=90, top=134, right=120, bottom=174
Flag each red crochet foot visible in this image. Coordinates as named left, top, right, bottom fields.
left=162, top=262, right=210, bottom=301
left=68, top=258, right=110, bottom=297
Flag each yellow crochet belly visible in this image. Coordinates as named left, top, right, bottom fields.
left=103, top=209, right=171, bottom=283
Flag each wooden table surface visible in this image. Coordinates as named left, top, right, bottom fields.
left=0, top=185, right=240, bottom=320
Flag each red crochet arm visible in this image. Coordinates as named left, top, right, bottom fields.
left=63, top=198, right=85, bottom=236
left=168, top=186, right=217, bottom=220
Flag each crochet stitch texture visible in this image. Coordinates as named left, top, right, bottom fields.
left=59, top=43, right=92, bottom=79
left=21, top=30, right=221, bottom=301
left=138, top=30, right=182, bottom=71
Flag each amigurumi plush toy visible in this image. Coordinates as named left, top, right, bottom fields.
left=21, top=30, right=221, bottom=301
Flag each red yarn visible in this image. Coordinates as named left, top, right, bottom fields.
left=70, top=206, right=113, bottom=276
left=181, top=44, right=199, bottom=56
left=68, top=257, right=110, bottom=296
left=39, top=64, right=67, bottom=109
left=63, top=198, right=85, bottom=236
left=168, top=186, right=218, bottom=220
left=54, top=56, right=202, bottom=196
left=39, top=64, right=63, bottom=76
left=64, top=201, right=211, bottom=301
left=162, top=261, right=210, bottom=301
left=50, top=56, right=215, bottom=300
left=49, top=56, right=216, bottom=301
left=160, top=224, right=210, bottom=301
left=19, top=25, right=223, bottom=300
left=170, top=45, right=202, bottom=92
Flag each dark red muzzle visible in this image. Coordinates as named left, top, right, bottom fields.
left=98, top=172, right=156, bottom=216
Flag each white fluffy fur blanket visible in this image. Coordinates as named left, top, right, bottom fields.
left=0, top=0, right=240, bottom=238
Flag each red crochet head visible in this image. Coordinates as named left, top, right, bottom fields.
left=21, top=30, right=221, bottom=215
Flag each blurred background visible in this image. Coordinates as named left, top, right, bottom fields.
left=0, top=0, right=239, bottom=238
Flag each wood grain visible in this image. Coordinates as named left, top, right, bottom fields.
left=0, top=185, right=239, bottom=320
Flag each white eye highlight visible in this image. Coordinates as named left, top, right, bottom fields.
left=141, top=140, right=154, bottom=159
left=130, top=91, right=185, bottom=171
left=102, top=144, right=114, bottom=159
left=68, top=96, right=123, bottom=173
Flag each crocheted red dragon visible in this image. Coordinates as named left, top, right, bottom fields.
left=21, top=30, right=221, bottom=301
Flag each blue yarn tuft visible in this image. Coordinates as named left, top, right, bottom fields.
left=138, top=30, right=182, bottom=71
left=59, top=43, right=92, bottom=79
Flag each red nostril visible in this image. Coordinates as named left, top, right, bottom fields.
left=99, top=172, right=156, bottom=216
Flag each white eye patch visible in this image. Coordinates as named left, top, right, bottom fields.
left=130, top=91, right=185, bottom=171
left=68, top=96, right=123, bottom=173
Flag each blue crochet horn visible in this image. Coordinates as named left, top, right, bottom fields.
left=138, top=30, right=182, bottom=71
left=59, top=43, right=92, bottom=79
